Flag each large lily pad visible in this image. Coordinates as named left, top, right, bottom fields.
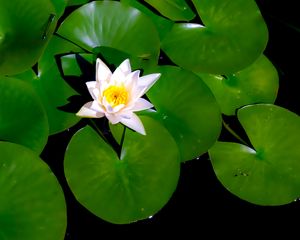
left=209, top=104, right=300, bottom=205
left=64, top=116, right=180, bottom=224
left=198, top=55, right=279, bottom=115
left=0, top=0, right=57, bottom=75
left=161, top=0, right=268, bottom=74
left=57, top=1, right=160, bottom=64
left=146, top=66, right=222, bottom=161
left=0, top=77, right=48, bottom=153
left=0, top=142, right=66, bottom=239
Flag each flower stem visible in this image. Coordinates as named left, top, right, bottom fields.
left=118, top=126, right=127, bottom=159
left=222, top=120, right=249, bottom=146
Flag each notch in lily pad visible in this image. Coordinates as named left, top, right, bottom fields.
left=209, top=104, right=300, bottom=205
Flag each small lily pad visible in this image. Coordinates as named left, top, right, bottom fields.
left=146, top=66, right=222, bottom=161
left=64, top=116, right=180, bottom=224
left=198, top=55, right=279, bottom=115
left=209, top=104, right=300, bottom=205
left=0, top=77, right=48, bottom=153
left=161, top=0, right=268, bottom=74
left=58, top=1, right=160, bottom=64
left=0, top=142, right=66, bottom=239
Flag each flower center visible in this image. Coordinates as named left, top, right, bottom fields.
left=103, top=86, right=128, bottom=107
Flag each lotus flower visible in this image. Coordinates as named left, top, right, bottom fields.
left=76, top=58, right=161, bottom=135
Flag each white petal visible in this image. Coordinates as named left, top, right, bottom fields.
left=138, top=73, right=161, bottom=90
left=131, top=98, right=153, bottom=112
left=86, top=81, right=99, bottom=100
left=125, top=70, right=140, bottom=89
left=90, top=100, right=105, bottom=113
left=76, top=102, right=105, bottom=118
left=120, top=113, right=146, bottom=135
left=132, top=73, right=161, bottom=99
left=96, top=58, right=112, bottom=83
left=111, top=59, right=132, bottom=83
left=118, top=59, right=132, bottom=75
left=105, top=113, right=121, bottom=124
left=102, top=96, right=114, bottom=113
left=112, top=104, right=125, bottom=113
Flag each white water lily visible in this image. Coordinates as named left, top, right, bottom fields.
left=76, top=58, right=161, bottom=135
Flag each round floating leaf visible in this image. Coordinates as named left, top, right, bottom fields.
left=146, top=66, right=222, bottom=161
left=0, top=0, right=57, bottom=75
left=209, top=104, right=300, bottom=205
left=16, top=36, right=82, bottom=135
left=57, top=1, right=160, bottom=64
left=144, top=0, right=195, bottom=21
left=198, top=55, right=279, bottom=115
left=161, top=0, right=268, bottom=74
left=64, top=116, right=180, bottom=224
left=0, top=142, right=66, bottom=239
left=0, top=77, right=48, bottom=153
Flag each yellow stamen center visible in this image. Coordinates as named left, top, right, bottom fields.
left=103, top=86, right=128, bottom=107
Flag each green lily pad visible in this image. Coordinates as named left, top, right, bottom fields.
left=0, top=142, right=66, bottom=239
left=15, top=36, right=82, bottom=135
left=0, top=77, right=48, bottom=153
left=209, top=104, right=300, bottom=205
left=161, top=0, right=268, bottom=74
left=51, top=0, right=67, bottom=17
left=121, top=0, right=174, bottom=40
left=57, top=1, right=160, bottom=64
left=60, top=53, right=94, bottom=77
left=198, top=55, right=279, bottom=115
left=0, top=0, right=57, bottom=75
left=144, top=0, right=195, bottom=21
left=64, top=116, right=180, bottom=224
left=146, top=66, right=222, bottom=161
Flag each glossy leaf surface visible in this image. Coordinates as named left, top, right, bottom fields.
left=0, top=77, right=48, bottom=153
left=58, top=1, right=160, bottom=64
left=161, top=0, right=268, bottom=74
left=209, top=104, right=300, bottom=205
left=146, top=66, right=222, bottom=161
left=0, top=0, right=57, bottom=75
left=199, top=55, right=279, bottom=115
left=0, top=142, right=66, bottom=239
left=64, top=117, right=180, bottom=224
